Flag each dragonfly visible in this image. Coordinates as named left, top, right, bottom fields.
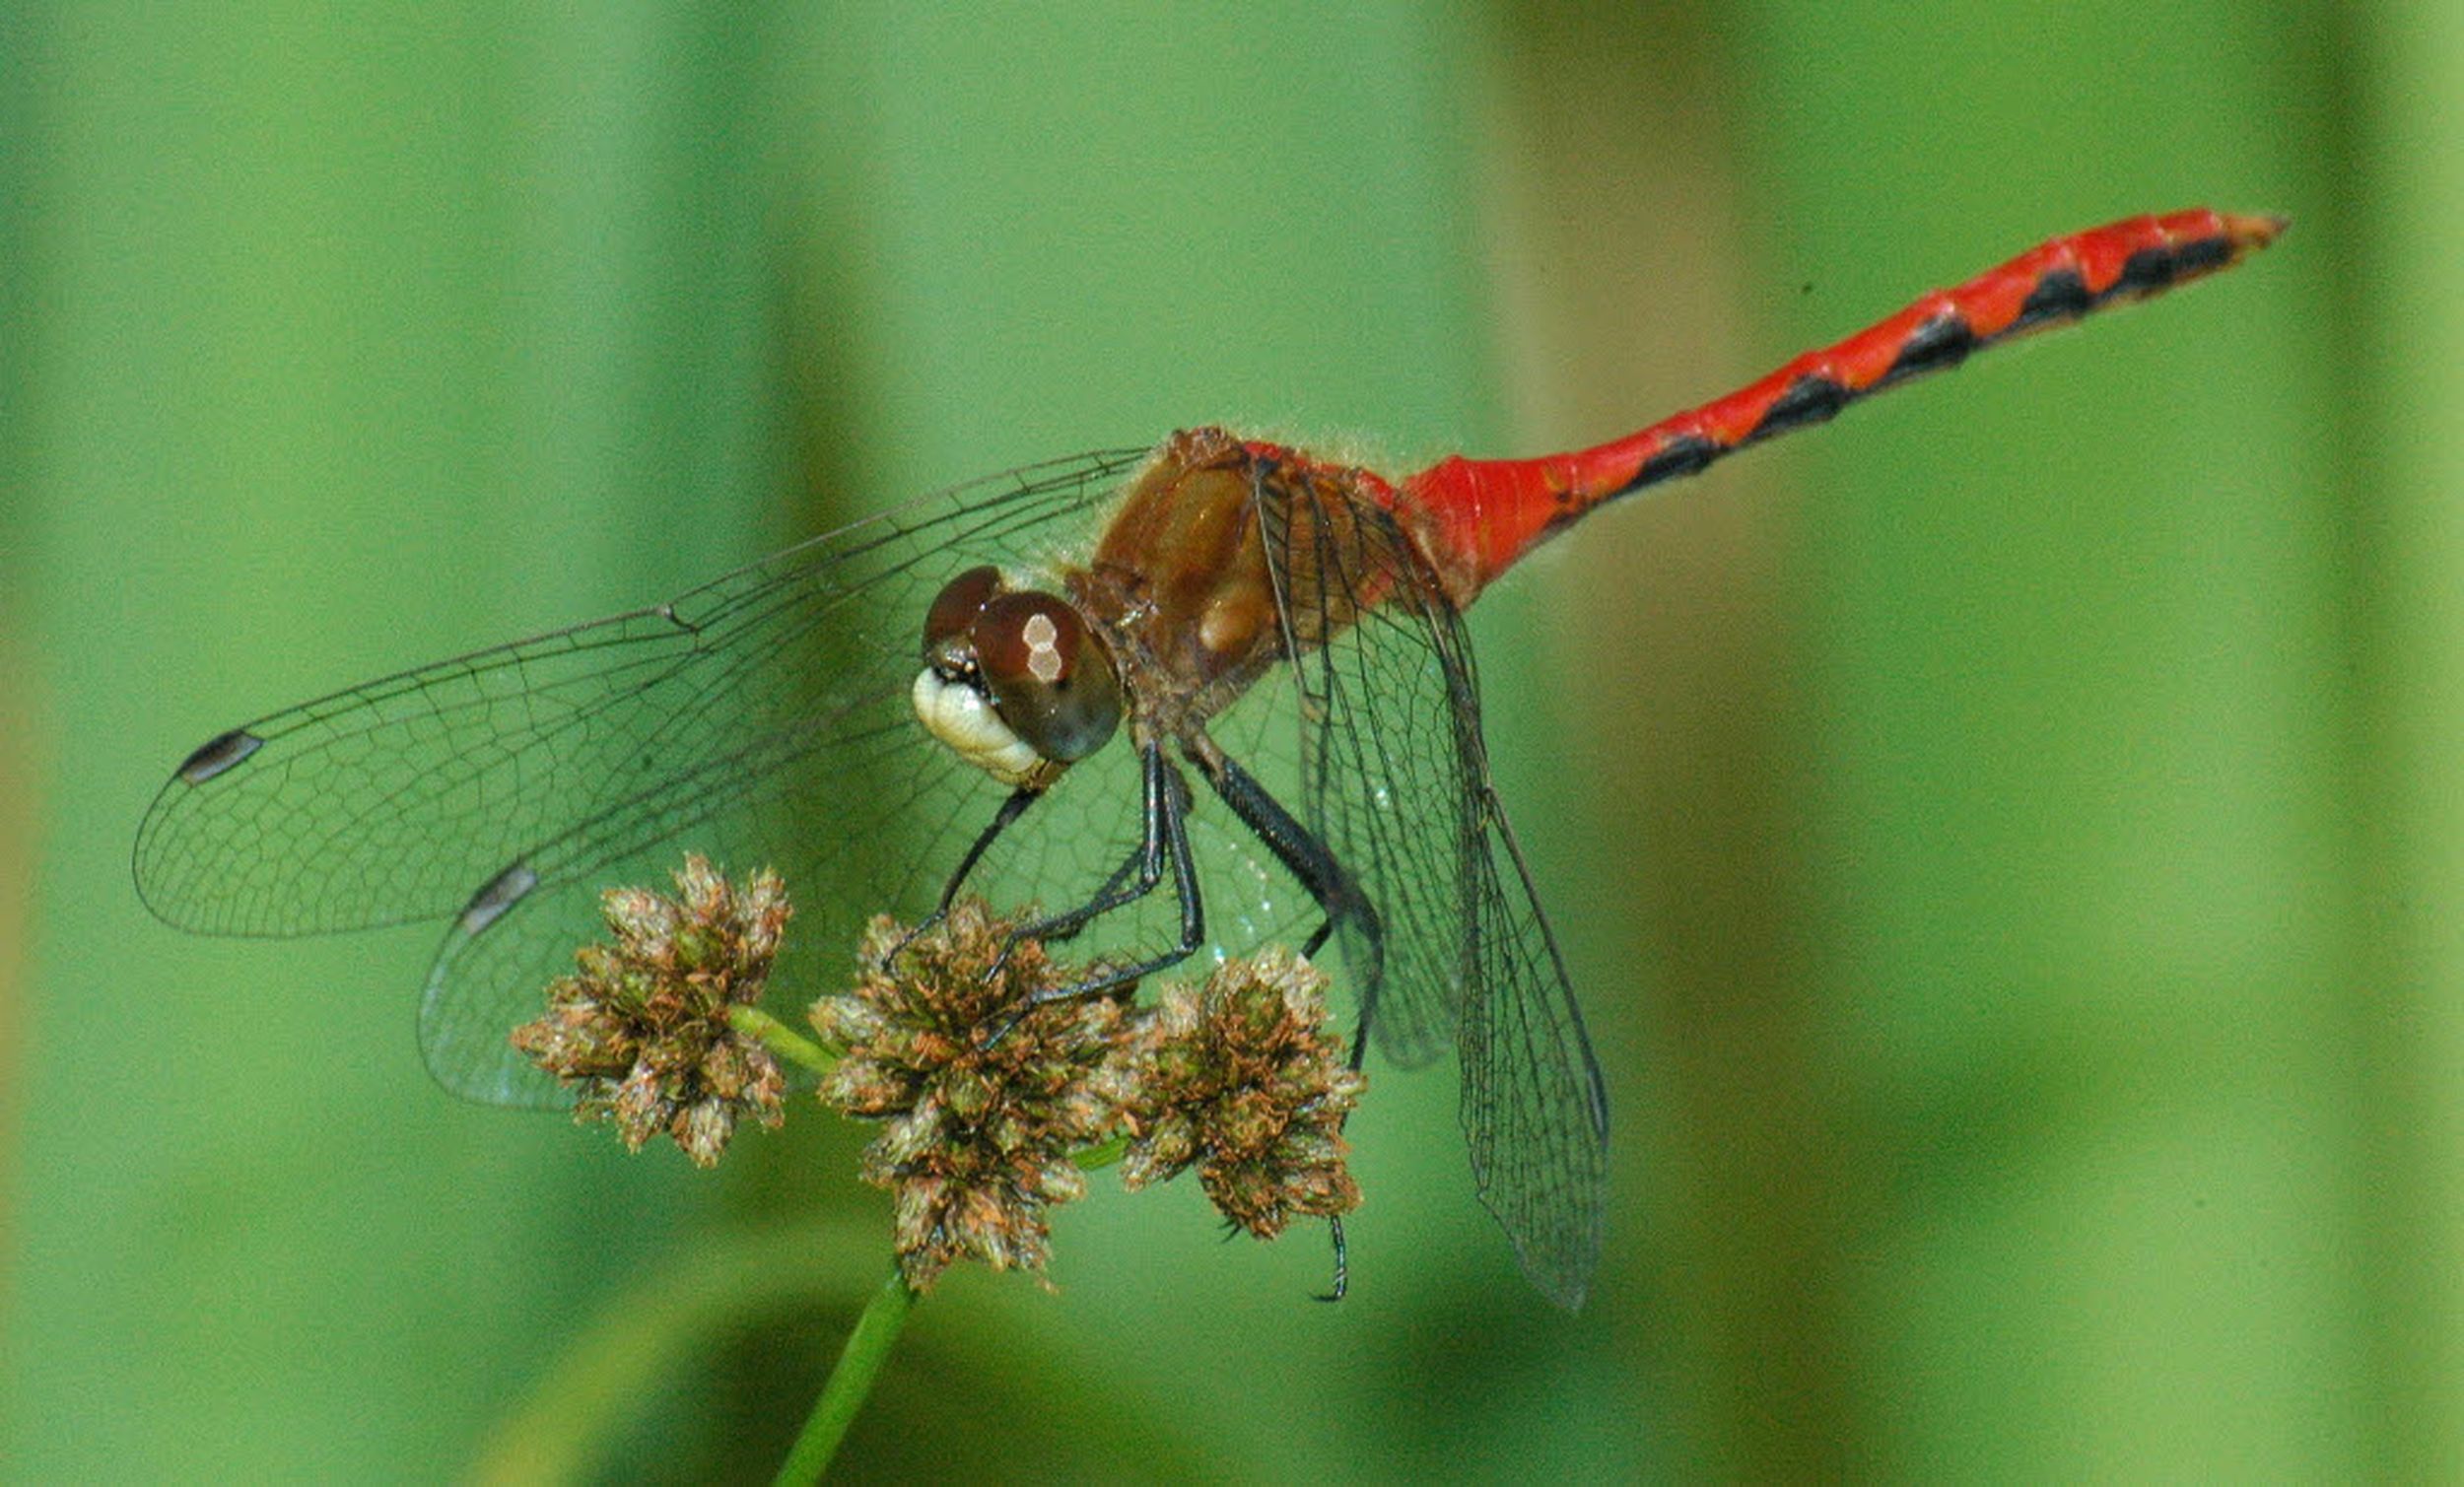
left=135, top=208, right=2283, bottom=1309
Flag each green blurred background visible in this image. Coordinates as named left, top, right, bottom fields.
left=2, top=0, right=2443, bottom=1478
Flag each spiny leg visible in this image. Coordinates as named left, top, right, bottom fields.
left=1006, top=739, right=1207, bottom=1002
left=1004, top=740, right=1172, bottom=947
left=1191, top=741, right=1386, bottom=1069
left=1037, top=824, right=1149, bottom=947
left=1191, top=737, right=1377, bottom=1300
left=1317, top=1216, right=1348, bottom=1304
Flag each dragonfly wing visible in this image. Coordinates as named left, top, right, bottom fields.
left=411, top=679, right=977, bottom=1106
left=1456, top=777, right=1609, bottom=1309
left=1256, top=467, right=1608, bottom=1305
left=136, top=448, right=1151, bottom=1105
left=1252, top=473, right=1472, bottom=1067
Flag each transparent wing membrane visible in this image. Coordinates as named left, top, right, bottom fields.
left=1254, top=467, right=1608, bottom=1307
left=137, top=450, right=1183, bottom=1102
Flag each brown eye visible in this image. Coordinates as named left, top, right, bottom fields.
left=975, top=591, right=1122, bottom=763
left=923, top=565, right=1002, bottom=660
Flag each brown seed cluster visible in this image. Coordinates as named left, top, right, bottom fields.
left=525, top=863, right=1377, bottom=1288
left=810, top=902, right=1132, bottom=1291
left=1116, top=948, right=1366, bottom=1240
left=511, top=854, right=788, bottom=1167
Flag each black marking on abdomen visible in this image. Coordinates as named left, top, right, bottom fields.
left=2014, top=267, right=2091, bottom=332
left=2164, top=233, right=2234, bottom=278
left=1749, top=373, right=1852, bottom=442
left=176, top=728, right=264, bottom=784
left=1880, top=311, right=1977, bottom=386
left=1626, top=433, right=1721, bottom=494
left=2113, top=245, right=2181, bottom=298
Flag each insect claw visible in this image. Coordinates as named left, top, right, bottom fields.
left=982, top=1006, right=1028, bottom=1048
left=982, top=933, right=1020, bottom=983
left=1312, top=1216, right=1349, bottom=1304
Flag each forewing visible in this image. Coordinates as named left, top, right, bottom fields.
left=135, top=448, right=1151, bottom=1105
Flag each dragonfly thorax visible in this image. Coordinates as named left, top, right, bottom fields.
left=912, top=564, right=1123, bottom=790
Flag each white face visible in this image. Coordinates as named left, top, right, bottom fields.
left=911, top=667, right=1047, bottom=788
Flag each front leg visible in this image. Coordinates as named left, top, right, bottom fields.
left=882, top=784, right=1042, bottom=968
left=1005, top=739, right=1207, bottom=1001
left=1006, top=740, right=1173, bottom=946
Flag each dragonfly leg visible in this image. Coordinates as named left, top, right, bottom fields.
left=1000, top=740, right=1207, bottom=1003
left=1316, top=1215, right=1348, bottom=1304
left=1005, top=741, right=1173, bottom=946
left=1189, top=739, right=1372, bottom=1301
left=883, top=785, right=1042, bottom=968
left=1190, top=742, right=1385, bottom=1068
left=1035, top=831, right=1145, bottom=947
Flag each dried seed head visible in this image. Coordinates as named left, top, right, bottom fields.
left=511, top=854, right=788, bottom=1166
left=1116, top=948, right=1365, bottom=1240
left=810, top=900, right=1131, bottom=1291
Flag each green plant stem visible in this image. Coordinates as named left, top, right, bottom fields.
left=772, top=1265, right=917, bottom=1484
left=470, top=1225, right=883, bottom=1485
left=732, top=1003, right=837, bottom=1074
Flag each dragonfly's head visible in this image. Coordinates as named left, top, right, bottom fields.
left=912, top=564, right=1123, bottom=791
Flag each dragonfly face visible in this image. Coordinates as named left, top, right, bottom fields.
left=912, top=563, right=1124, bottom=790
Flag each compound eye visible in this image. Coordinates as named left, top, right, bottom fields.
left=923, top=565, right=1003, bottom=660
left=974, top=591, right=1123, bottom=763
